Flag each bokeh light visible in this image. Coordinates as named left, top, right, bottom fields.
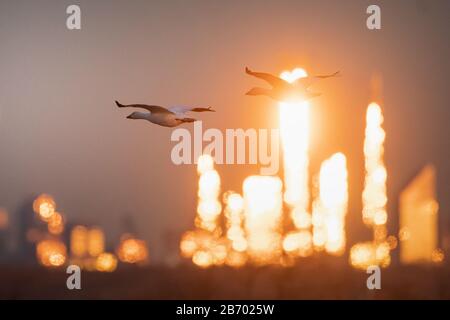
left=96, top=252, right=118, bottom=272
left=36, top=239, right=67, bottom=267
left=117, top=237, right=149, bottom=264
left=33, top=194, right=56, bottom=222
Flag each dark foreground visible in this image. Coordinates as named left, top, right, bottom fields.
left=0, top=259, right=448, bottom=299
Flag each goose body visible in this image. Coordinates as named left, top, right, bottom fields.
left=116, top=101, right=214, bottom=128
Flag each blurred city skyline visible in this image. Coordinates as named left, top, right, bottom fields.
left=0, top=0, right=449, bottom=262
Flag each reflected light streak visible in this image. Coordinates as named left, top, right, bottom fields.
left=224, top=192, right=247, bottom=253
left=317, top=153, right=348, bottom=255
left=362, top=102, right=387, bottom=229
left=196, top=154, right=222, bottom=232
left=351, top=102, right=391, bottom=269
left=279, top=68, right=312, bottom=256
left=243, top=175, right=283, bottom=264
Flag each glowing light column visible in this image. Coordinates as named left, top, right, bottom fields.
left=279, top=68, right=312, bottom=255
left=312, top=153, right=348, bottom=255
left=196, top=154, right=222, bottom=232
left=362, top=102, right=388, bottom=239
left=243, top=175, right=283, bottom=264
left=350, top=102, right=391, bottom=269
left=224, top=192, right=247, bottom=252
left=179, top=154, right=226, bottom=268
left=223, top=192, right=247, bottom=267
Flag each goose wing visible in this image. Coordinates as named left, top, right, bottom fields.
left=296, top=71, right=340, bottom=89
left=245, top=67, right=287, bottom=88
left=168, top=106, right=215, bottom=117
left=115, top=101, right=173, bottom=114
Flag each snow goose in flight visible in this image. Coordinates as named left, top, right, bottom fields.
left=245, top=67, right=339, bottom=103
left=115, top=101, right=215, bottom=128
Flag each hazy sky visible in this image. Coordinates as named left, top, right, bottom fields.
left=0, top=0, right=449, bottom=261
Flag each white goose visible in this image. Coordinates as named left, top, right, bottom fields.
left=115, top=101, right=215, bottom=127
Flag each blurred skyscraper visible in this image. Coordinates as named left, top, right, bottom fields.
left=399, top=165, right=439, bottom=264
left=15, top=195, right=40, bottom=263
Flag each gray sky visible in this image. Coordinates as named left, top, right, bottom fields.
left=0, top=0, right=449, bottom=261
